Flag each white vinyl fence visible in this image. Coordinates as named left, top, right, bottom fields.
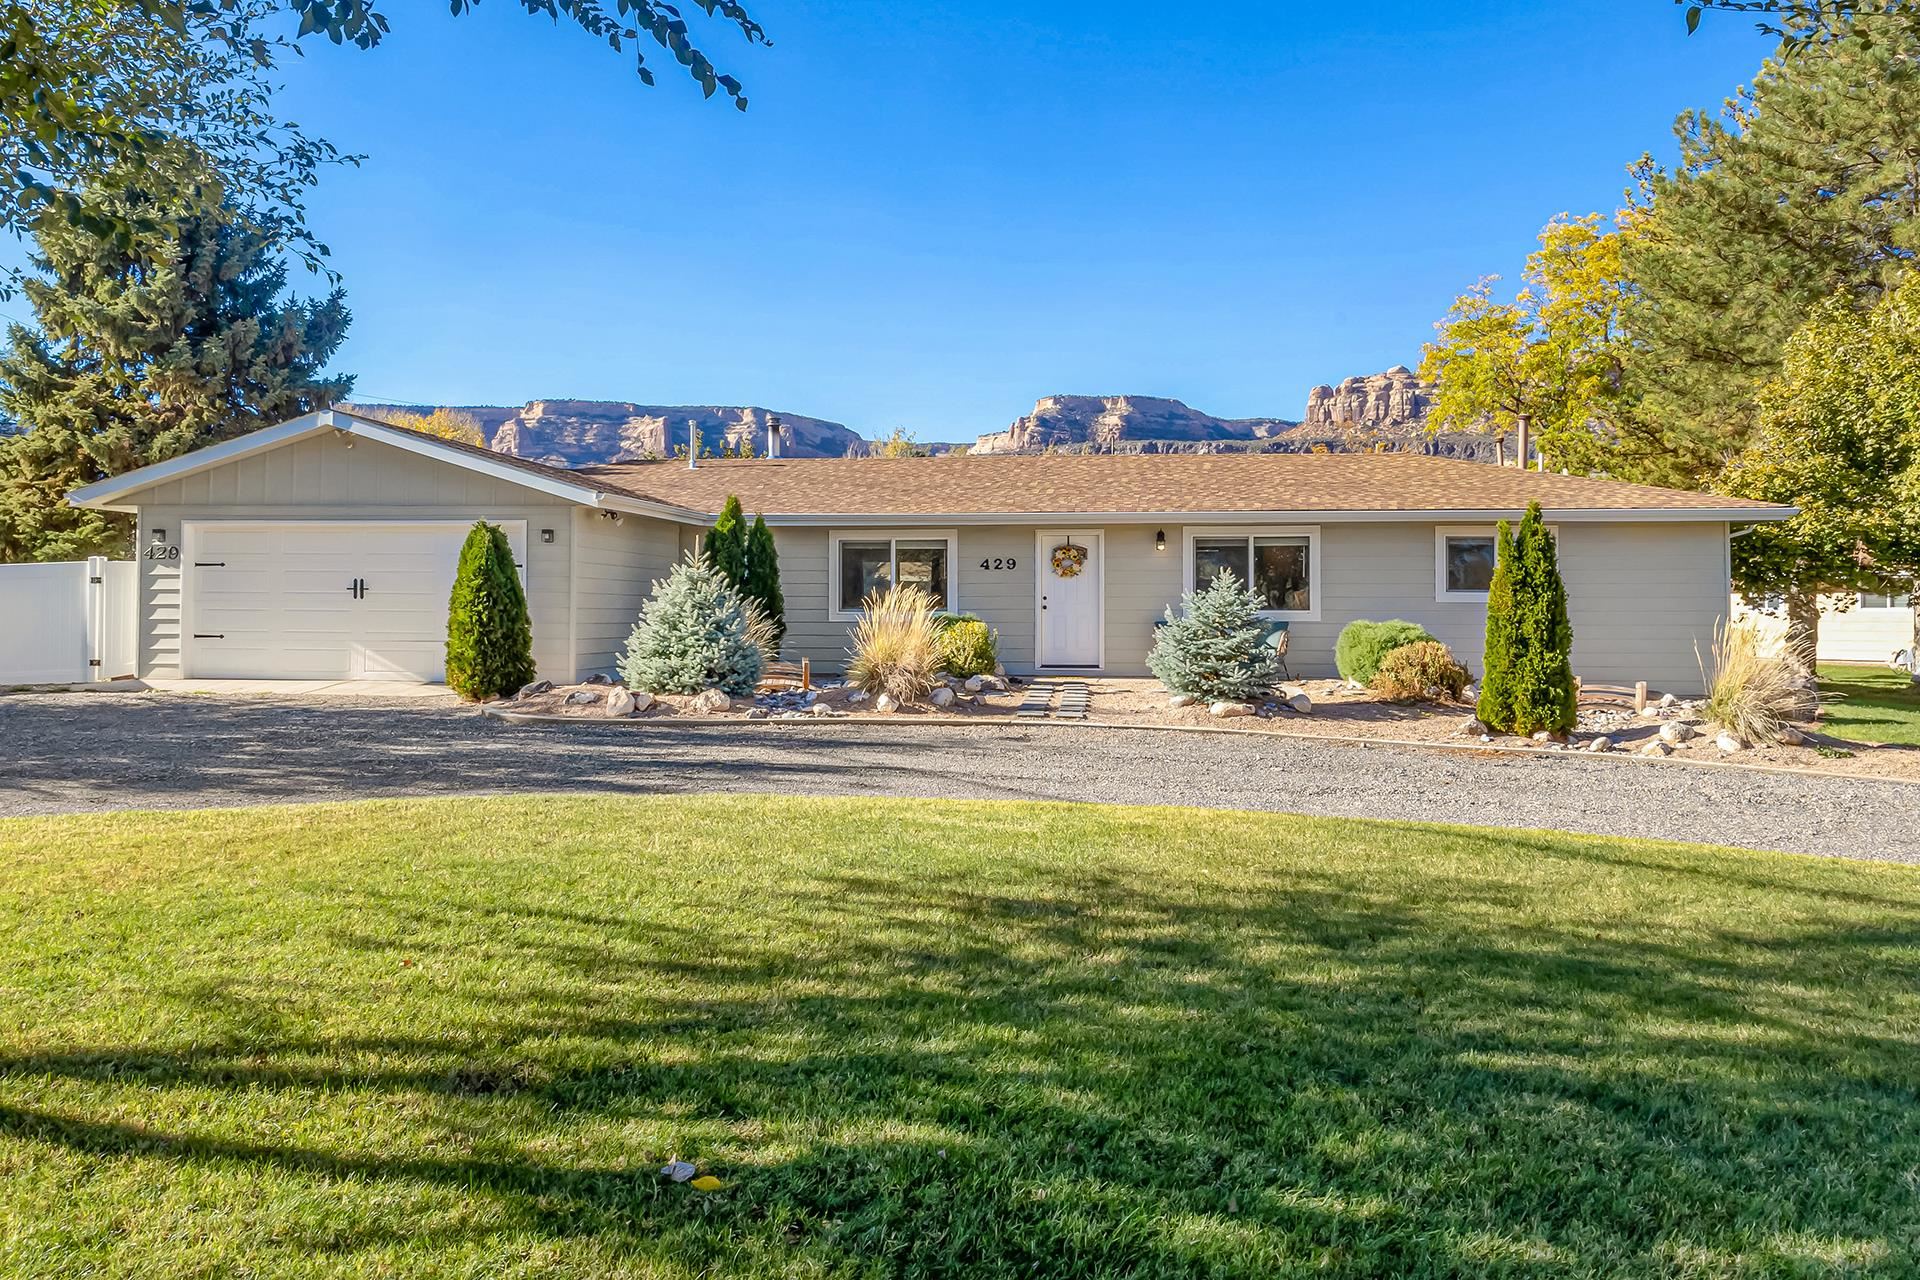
left=0, top=557, right=136, bottom=684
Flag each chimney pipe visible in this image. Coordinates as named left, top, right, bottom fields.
left=688, top=423, right=698, bottom=470
left=767, top=413, right=783, bottom=459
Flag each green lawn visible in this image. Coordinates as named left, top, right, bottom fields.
left=1820, top=662, right=1920, bottom=746
left=3, top=796, right=1920, bottom=1278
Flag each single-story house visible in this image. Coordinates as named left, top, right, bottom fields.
left=69, top=408, right=1795, bottom=691
left=1736, top=589, right=1918, bottom=665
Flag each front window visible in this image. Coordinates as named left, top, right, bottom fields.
left=1861, top=589, right=1913, bottom=610
left=1186, top=528, right=1317, bottom=618
left=1435, top=526, right=1502, bottom=601
left=833, top=532, right=955, bottom=615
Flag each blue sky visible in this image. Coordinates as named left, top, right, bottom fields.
left=34, top=2, right=1771, bottom=438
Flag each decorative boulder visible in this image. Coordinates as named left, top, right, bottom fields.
left=582, top=672, right=614, bottom=686
left=691, top=688, right=731, bottom=714
left=1714, top=731, right=1746, bottom=753
left=745, top=707, right=769, bottom=720
left=1280, top=686, right=1313, bottom=714
left=630, top=690, right=655, bottom=713
left=875, top=693, right=900, bottom=714
left=565, top=689, right=601, bottom=706
left=847, top=690, right=870, bottom=704
left=1659, top=720, right=1695, bottom=745
left=1640, top=740, right=1672, bottom=757
left=1587, top=736, right=1612, bottom=753
left=517, top=679, right=553, bottom=699
left=964, top=674, right=986, bottom=693
left=930, top=686, right=956, bottom=708
left=1463, top=717, right=1489, bottom=737
left=1168, top=693, right=1197, bottom=709
left=605, top=687, right=636, bottom=717
left=1209, top=701, right=1255, bottom=718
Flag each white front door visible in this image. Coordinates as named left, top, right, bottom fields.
left=183, top=521, right=525, bottom=681
left=1036, top=529, right=1102, bottom=668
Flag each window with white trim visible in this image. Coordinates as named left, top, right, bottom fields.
left=1435, top=527, right=1498, bottom=602
left=1860, top=588, right=1913, bottom=610
left=830, top=531, right=956, bottom=617
left=1183, top=527, right=1318, bottom=619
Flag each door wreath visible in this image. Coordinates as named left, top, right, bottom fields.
left=1051, top=543, right=1087, bottom=579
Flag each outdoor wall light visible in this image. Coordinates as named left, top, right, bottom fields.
left=541, top=529, right=555, bottom=544
left=1155, top=529, right=1166, bottom=552
left=151, top=527, right=167, bottom=544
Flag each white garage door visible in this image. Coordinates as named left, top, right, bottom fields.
left=183, top=521, right=526, bottom=681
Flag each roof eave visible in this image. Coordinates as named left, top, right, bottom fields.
left=754, top=506, right=1796, bottom=527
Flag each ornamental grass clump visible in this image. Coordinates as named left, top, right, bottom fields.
left=936, top=613, right=998, bottom=678
left=1334, top=619, right=1435, bottom=686
left=1372, top=640, right=1472, bottom=703
left=1699, top=621, right=1818, bottom=745
left=444, top=521, right=535, bottom=701
left=1147, top=570, right=1282, bottom=703
left=845, top=585, right=944, bottom=703
left=617, top=554, right=763, bottom=696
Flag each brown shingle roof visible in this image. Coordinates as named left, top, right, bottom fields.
left=574, top=452, right=1790, bottom=520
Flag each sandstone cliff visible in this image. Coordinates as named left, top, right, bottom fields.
left=971, top=395, right=1295, bottom=454
left=1303, top=365, right=1435, bottom=431
left=353, top=400, right=863, bottom=462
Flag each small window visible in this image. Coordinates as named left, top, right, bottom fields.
left=1184, top=527, right=1318, bottom=619
left=1860, top=589, right=1913, bottom=610
left=1436, top=527, right=1500, bottom=601
left=832, top=531, right=955, bottom=617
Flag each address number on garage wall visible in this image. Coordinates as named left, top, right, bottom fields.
left=978, top=557, right=1018, bottom=571
left=143, top=544, right=180, bottom=562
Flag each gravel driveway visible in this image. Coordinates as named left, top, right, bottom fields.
left=3, top=691, right=1917, bottom=863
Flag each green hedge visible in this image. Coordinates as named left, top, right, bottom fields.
left=1334, top=619, right=1435, bottom=686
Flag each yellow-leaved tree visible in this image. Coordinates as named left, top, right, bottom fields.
left=1419, top=214, right=1632, bottom=470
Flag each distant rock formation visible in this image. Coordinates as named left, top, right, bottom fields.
left=971, top=395, right=1296, bottom=454
left=350, top=400, right=863, bottom=463
left=1303, top=366, right=1435, bottom=431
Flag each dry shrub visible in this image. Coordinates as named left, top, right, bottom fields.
left=845, top=585, right=944, bottom=702
left=742, top=598, right=782, bottom=671
left=1698, top=620, right=1818, bottom=744
left=1372, top=640, right=1471, bottom=703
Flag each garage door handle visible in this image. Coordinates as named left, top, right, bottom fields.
left=193, top=633, right=224, bottom=639
left=349, top=577, right=367, bottom=599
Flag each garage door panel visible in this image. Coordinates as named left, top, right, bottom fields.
left=185, top=521, right=523, bottom=682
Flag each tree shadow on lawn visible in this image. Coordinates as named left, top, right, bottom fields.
left=4, top=827, right=1920, bottom=1276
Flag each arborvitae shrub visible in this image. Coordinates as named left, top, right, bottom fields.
left=705, top=495, right=749, bottom=588
left=445, top=521, right=535, bottom=700
left=743, top=514, right=785, bottom=647
left=1476, top=520, right=1520, bottom=730
left=1508, top=503, right=1577, bottom=733
left=617, top=554, right=764, bottom=696
left=1146, top=570, right=1282, bottom=703
left=1334, top=619, right=1435, bottom=685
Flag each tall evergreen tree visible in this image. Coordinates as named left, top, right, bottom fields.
left=743, top=513, right=786, bottom=646
left=445, top=521, right=535, bottom=701
left=1508, top=504, right=1577, bottom=734
left=703, top=494, right=749, bottom=589
left=0, top=191, right=351, bottom=560
left=1617, top=21, right=1920, bottom=487
left=1476, top=520, right=1520, bottom=731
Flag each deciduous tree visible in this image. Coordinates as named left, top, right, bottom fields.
left=1722, top=272, right=1920, bottom=654
left=1419, top=215, right=1630, bottom=471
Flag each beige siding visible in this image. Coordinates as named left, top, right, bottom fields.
left=125, top=433, right=580, bottom=680
left=570, top=507, right=681, bottom=677
left=766, top=518, right=1730, bottom=692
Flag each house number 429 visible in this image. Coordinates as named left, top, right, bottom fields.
left=978, top=557, right=1018, bottom=571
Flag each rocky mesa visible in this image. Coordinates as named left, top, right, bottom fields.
left=1303, top=365, right=1435, bottom=431
left=970, top=395, right=1296, bottom=454
left=354, top=400, right=864, bottom=462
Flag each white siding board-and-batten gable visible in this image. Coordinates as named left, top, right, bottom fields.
left=123, top=432, right=585, bottom=680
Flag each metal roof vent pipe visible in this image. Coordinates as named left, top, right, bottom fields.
left=687, top=424, right=698, bottom=469
left=767, top=413, right=783, bottom=459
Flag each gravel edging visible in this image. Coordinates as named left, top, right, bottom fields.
left=478, top=704, right=1920, bottom=790
left=5, top=693, right=1918, bottom=863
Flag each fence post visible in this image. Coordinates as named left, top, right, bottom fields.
left=84, top=555, right=106, bottom=682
